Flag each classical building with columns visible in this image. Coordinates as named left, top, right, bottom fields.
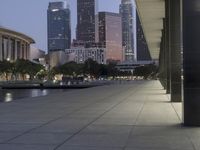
left=0, top=27, right=35, bottom=61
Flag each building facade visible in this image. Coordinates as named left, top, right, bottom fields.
left=65, top=47, right=105, bottom=64
left=47, top=1, right=71, bottom=52
left=77, top=0, right=97, bottom=42
left=48, top=50, right=67, bottom=68
left=30, top=46, right=46, bottom=61
left=98, top=12, right=123, bottom=63
left=0, top=27, right=35, bottom=61
left=120, top=0, right=137, bottom=62
left=71, top=40, right=104, bottom=49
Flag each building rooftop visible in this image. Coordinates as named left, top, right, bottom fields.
left=0, top=81, right=198, bottom=150
left=48, top=1, right=65, bottom=10
left=99, top=11, right=121, bottom=17
left=0, top=27, right=35, bottom=43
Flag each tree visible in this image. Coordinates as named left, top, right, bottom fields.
left=15, top=59, right=44, bottom=80
left=59, top=61, right=79, bottom=76
left=134, top=64, right=158, bottom=79
left=107, top=62, right=118, bottom=79
left=36, top=69, right=48, bottom=80
left=0, top=59, right=44, bottom=81
left=0, top=60, right=14, bottom=80
left=83, top=59, right=100, bottom=78
left=15, top=59, right=28, bottom=79
left=28, top=61, right=44, bottom=80
left=99, top=64, right=108, bottom=77
left=54, top=61, right=83, bottom=77
left=50, top=66, right=61, bottom=77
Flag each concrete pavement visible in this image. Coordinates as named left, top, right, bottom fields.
left=0, top=80, right=198, bottom=150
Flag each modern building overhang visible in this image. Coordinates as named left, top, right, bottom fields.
left=0, top=27, right=35, bottom=44
left=135, top=0, right=165, bottom=60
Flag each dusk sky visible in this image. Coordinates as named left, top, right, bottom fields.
left=0, top=0, right=121, bottom=52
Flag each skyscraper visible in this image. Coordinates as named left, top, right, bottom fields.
left=47, top=1, right=71, bottom=52
left=120, top=0, right=137, bottom=62
left=98, top=12, right=123, bottom=63
left=77, top=0, right=97, bottom=43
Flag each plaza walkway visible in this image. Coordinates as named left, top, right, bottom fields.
left=0, top=80, right=198, bottom=150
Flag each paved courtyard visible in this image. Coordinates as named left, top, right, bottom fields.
left=0, top=80, right=199, bottom=150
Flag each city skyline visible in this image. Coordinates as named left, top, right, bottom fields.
left=0, top=0, right=199, bottom=146
left=0, top=0, right=121, bottom=52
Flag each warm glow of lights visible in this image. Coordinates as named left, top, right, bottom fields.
left=52, top=9, right=59, bottom=12
left=5, top=93, right=12, bottom=103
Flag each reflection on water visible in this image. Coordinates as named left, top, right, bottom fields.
left=0, top=89, right=69, bottom=103
left=30, top=89, right=48, bottom=97
left=5, top=93, right=12, bottom=103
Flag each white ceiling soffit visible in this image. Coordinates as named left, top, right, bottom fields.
left=135, top=0, right=165, bottom=60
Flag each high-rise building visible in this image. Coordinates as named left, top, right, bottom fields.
left=136, top=11, right=151, bottom=61
left=98, top=12, right=123, bottom=63
left=77, top=0, right=97, bottom=42
left=47, top=1, right=71, bottom=52
left=120, top=0, right=137, bottom=62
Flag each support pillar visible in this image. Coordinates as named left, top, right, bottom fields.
left=169, top=0, right=182, bottom=102
left=159, top=29, right=167, bottom=89
left=14, top=40, right=18, bottom=60
left=8, top=37, right=11, bottom=60
left=27, top=44, right=30, bottom=60
left=165, top=0, right=171, bottom=94
left=20, top=41, right=23, bottom=59
left=23, top=43, right=26, bottom=59
left=17, top=41, right=21, bottom=59
left=23, top=42, right=26, bottom=59
left=183, top=0, right=200, bottom=125
left=161, top=18, right=169, bottom=91
left=0, top=35, right=2, bottom=61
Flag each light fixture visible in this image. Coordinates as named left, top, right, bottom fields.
left=52, top=9, right=59, bottom=12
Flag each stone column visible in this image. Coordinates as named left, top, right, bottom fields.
left=18, top=41, right=21, bottom=59
left=162, top=18, right=168, bottom=90
left=20, top=41, right=23, bottom=59
left=169, top=0, right=182, bottom=102
left=0, top=35, right=2, bottom=61
left=24, top=43, right=26, bottom=59
left=14, top=40, right=18, bottom=60
left=27, top=44, right=30, bottom=60
left=10, top=39, right=14, bottom=61
left=183, top=0, right=200, bottom=125
left=159, top=30, right=167, bottom=89
left=24, top=43, right=27, bottom=59
left=23, top=43, right=26, bottom=59
left=8, top=37, right=11, bottom=60
left=165, top=0, right=171, bottom=94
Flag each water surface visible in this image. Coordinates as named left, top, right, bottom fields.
left=0, top=89, right=70, bottom=103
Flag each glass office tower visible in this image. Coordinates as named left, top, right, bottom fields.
left=47, top=2, right=71, bottom=52
left=120, top=0, right=137, bottom=62
left=98, top=12, right=123, bottom=63
left=77, top=0, right=98, bottom=43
